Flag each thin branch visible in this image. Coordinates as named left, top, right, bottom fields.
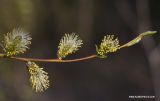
left=0, top=54, right=97, bottom=63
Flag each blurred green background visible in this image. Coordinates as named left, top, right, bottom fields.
left=0, top=0, right=160, bottom=101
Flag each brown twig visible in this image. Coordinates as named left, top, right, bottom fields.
left=1, top=54, right=97, bottom=63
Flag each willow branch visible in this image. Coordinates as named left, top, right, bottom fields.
left=0, top=53, right=97, bottom=63
left=0, top=31, right=156, bottom=63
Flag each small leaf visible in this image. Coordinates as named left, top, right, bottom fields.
left=119, top=31, right=157, bottom=48
left=121, top=36, right=142, bottom=47
left=141, top=31, right=157, bottom=36
left=95, top=45, right=107, bottom=58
